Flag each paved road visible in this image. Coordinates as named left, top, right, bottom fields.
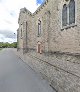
left=0, top=49, right=55, bottom=92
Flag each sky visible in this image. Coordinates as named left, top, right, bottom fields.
left=0, top=0, right=44, bottom=43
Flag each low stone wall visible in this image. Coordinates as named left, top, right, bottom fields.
left=18, top=50, right=80, bottom=92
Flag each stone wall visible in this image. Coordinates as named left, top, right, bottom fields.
left=17, top=0, right=80, bottom=92
left=18, top=0, right=80, bottom=54
left=19, top=50, right=80, bottom=92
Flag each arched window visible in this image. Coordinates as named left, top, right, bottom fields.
left=62, top=0, right=75, bottom=28
left=62, top=4, right=67, bottom=26
left=38, top=19, right=41, bottom=36
left=21, top=28, right=22, bottom=37
left=69, top=0, right=75, bottom=24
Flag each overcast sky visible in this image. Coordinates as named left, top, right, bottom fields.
left=0, top=0, right=44, bottom=43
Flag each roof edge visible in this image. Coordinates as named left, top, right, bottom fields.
left=19, top=0, right=48, bottom=16
left=33, top=0, right=48, bottom=15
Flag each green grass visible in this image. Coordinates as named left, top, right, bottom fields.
left=0, top=48, right=2, bottom=50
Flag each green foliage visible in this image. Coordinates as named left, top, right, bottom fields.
left=0, top=42, right=17, bottom=48
left=0, top=48, right=2, bottom=50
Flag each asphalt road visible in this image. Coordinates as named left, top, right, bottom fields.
left=0, top=49, right=55, bottom=92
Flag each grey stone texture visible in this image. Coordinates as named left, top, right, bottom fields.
left=17, top=0, right=80, bottom=92
left=18, top=50, right=80, bottom=92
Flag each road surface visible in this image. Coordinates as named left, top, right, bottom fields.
left=0, top=49, right=55, bottom=92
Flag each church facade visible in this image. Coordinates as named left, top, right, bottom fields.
left=17, top=0, right=80, bottom=92
left=18, top=0, right=80, bottom=54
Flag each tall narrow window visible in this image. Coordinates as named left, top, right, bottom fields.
left=69, top=0, right=75, bottom=24
left=62, top=0, right=75, bottom=28
left=62, top=4, right=67, bottom=26
left=26, top=22, right=27, bottom=37
left=38, top=19, right=41, bottom=36
left=21, top=28, right=22, bottom=37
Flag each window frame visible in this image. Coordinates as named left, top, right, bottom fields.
left=61, top=0, right=77, bottom=30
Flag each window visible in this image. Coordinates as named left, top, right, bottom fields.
left=62, top=0, right=75, bottom=27
left=21, top=28, right=22, bottom=37
left=62, top=4, right=67, bottom=26
left=69, top=0, right=75, bottom=24
left=38, top=19, right=41, bottom=36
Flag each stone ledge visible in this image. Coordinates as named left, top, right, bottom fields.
left=61, top=24, right=77, bottom=31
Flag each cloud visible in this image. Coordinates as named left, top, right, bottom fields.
left=0, top=30, right=16, bottom=39
left=0, top=0, right=4, bottom=3
left=0, top=0, right=40, bottom=30
left=0, top=30, right=17, bottom=43
left=0, top=0, right=43, bottom=43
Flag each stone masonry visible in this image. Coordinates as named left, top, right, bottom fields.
left=17, top=0, right=80, bottom=92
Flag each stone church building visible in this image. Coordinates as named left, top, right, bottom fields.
left=17, top=0, right=80, bottom=92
